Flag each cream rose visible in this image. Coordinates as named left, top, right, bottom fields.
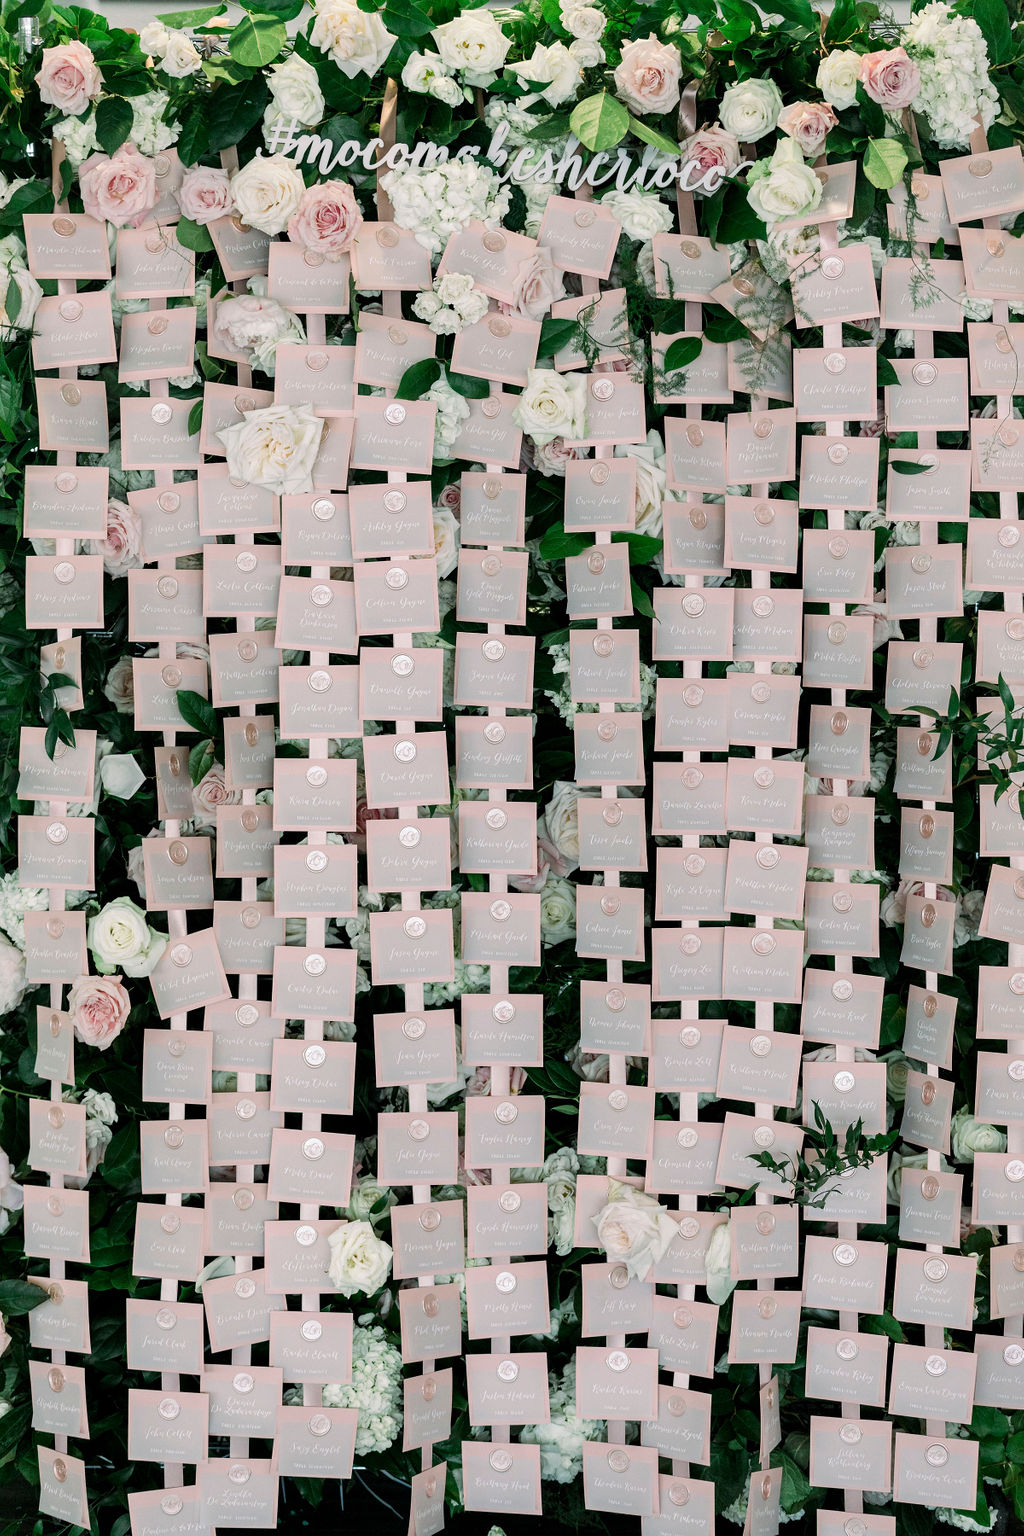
left=562, top=5, right=605, bottom=42
left=327, top=1219, right=393, bottom=1296
left=719, top=76, right=783, bottom=142
left=514, top=368, right=587, bottom=446
left=778, top=100, right=838, bottom=157
left=287, top=180, right=362, bottom=260
left=511, top=246, right=565, bottom=320
left=950, top=1108, right=1006, bottom=1163
left=816, top=49, right=862, bottom=110
left=612, top=34, right=682, bottom=116
left=267, top=54, right=325, bottom=127
left=593, top=1179, right=678, bottom=1280
left=218, top=403, right=324, bottom=495
left=703, top=1220, right=736, bottom=1302
left=36, top=43, right=102, bottom=117
left=230, top=153, right=306, bottom=237
left=431, top=503, right=460, bottom=577
left=104, top=656, right=135, bottom=713
left=617, top=429, right=665, bottom=536
left=432, top=10, right=511, bottom=83
left=599, top=187, right=673, bottom=241
left=177, top=166, right=233, bottom=226
left=88, top=897, right=166, bottom=978
left=539, top=779, right=598, bottom=873
left=860, top=47, right=920, bottom=110
left=213, top=293, right=305, bottom=374
left=79, top=143, right=156, bottom=229
left=68, top=974, right=131, bottom=1050
left=99, top=753, right=146, bottom=800
left=139, top=22, right=170, bottom=59
left=311, top=0, right=397, bottom=77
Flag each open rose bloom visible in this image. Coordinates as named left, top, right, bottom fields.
left=36, top=41, right=101, bottom=116
left=287, top=180, right=363, bottom=260
left=78, top=142, right=157, bottom=228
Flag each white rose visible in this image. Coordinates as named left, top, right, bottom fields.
left=347, top=1178, right=397, bottom=1224
left=88, top=896, right=166, bottom=978
left=599, top=187, right=673, bottom=242
left=432, top=10, right=510, bottom=83
left=0, top=934, right=26, bottom=1013
left=430, top=503, right=460, bottom=577
left=617, top=429, right=665, bottom=536
left=99, top=753, right=146, bottom=799
left=267, top=54, right=325, bottom=127
left=218, top=403, right=324, bottom=495
left=511, top=42, right=582, bottom=107
left=539, top=873, right=576, bottom=946
left=719, top=77, right=783, bottom=142
left=562, top=5, right=605, bottom=41
left=568, top=37, right=604, bottom=67
left=311, top=0, right=396, bottom=78
left=950, top=1108, right=1006, bottom=1163
left=541, top=779, right=597, bottom=872
left=514, top=368, right=587, bottom=446
left=747, top=138, right=823, bottom=224
left=428, top=73, right=464, bottom=106
left=230, top=153, right=306, bottom=237
left=327, top=1220, right=393, bottom=1296
left=139, top=21, right=170, bottom=58
left=103, top=656, right=135, bottom=714
left=160, top=30, right=202, bottom=78
left=703, top=1220, right=736, bottom=1302
left=593, top=1179, right=677, bottom=1280
left=816, top=49, right=862, bottom=111
left=0, top=266, right=42, bottom=337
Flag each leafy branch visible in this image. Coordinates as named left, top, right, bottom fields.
left=748, top=1101, right=898, bottom=1208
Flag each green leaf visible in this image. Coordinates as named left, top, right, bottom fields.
left=446, top=369, right=490, bottom=399
left=188, top=399, right=204, bottom=437
left=892, top=458, right=933, bottom=475
left=863, top=137, right=908, bottom=191
left=539, top=317, right=580, bottom=355
left=0, top=180, right=52, bottom=232
left=626, top=114, right=679, bottom=156
left=175, top=215, right=214, bottom=253
left=0, top=1279, right=50, bottom=1315
left=175, top=687, right=217, bottom=736
left=569, top=92, right=629, bottom=154
left=189, top=737, right=215, bottom=785
left=176, top=104, right=211, bottom=167
left=94, top=94, right=134, bottom=156
left=973, top=0, right=1012, bottom=64
left=206, top=78, right=271, bottom=152
left=395, top=357, right=442, bottom=400
left=876, top=354, right=900, bottom=387
left=4, top=277, right=20, bottom=327
left=381, top=0, right=432, bottom=35
left=717, top=181, right=765, bottom=242
left=228, top=13, right=286, bottom=66
left=157, top=3, right=224, bottom=22
left=663, top=336, right=702, bottom=372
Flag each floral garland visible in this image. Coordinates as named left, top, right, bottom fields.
left=0, top=0, right=1022, bottom=1532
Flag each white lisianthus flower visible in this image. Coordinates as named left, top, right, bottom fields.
left=432, top=10, right=510, bottom=84
left=311, top=0, right=396, bottom=77
left=88, top=896, right=166, bottom=978
left=99, top=753, right=146, bottom=800
left=719, top=76, right=783, bottom=142
left=402, top=50, right=449, bottom=94
left=160, top=30, right=202, bottom=78
left=514, top=368, right=587, bottom=446
left=218, top=403, right=324, bottom=495
left=230, top=153, right=306, bottom=237
left=326, top=1219, right=393, bottom=1296
left=594, top=1179, right=678, bottom=1280
left=511, top=42, right=583, bottom=107
left=539, top=873, right=576, bottom=946
left=816, top=49, right=862, bottom=111
left=266, top=54, right=325, bottom=128
left=599, top=187, right=673, bottom=241
left=746, top=138, right=823, bottom=225
left=704, top=1220, right=736, bottom=1302
left=950, top=1108, right=1006, bottom=1163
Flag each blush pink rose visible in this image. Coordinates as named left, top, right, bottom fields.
left=286, top=180, right=362, bottom=260
left=510, top=246, right=564, bottom=320
left=178, top=165, right=233, bottom=226
left=613, top=34, right=682, bottom=117
left=681, top=125, right=741, bottom=193
left=36, top=42, right=102, bottom=117
left=777, top=100, right=838, bottom=157
left=68, top=975, right=130, bottom=1050
left=437, top=482, right=461, bottom=512
left=79, top=143, right=157, bottom=229
left=859, top=47, right=920, bottom=110
left=86, top=498, right=144, bottom=577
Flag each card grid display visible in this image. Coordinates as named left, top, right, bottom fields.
left=16, top=73, right=1024, bottom=1536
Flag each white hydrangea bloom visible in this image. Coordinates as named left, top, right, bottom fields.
left=519, top=1361, right=602, bottom=1481
left=0, top=872, right=49, bottom=948
left=380, top=161, right=512, bottom=256
left=322, top=1324, right=403, bottom=1453
left=904, top=0, right=999, bottom=148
